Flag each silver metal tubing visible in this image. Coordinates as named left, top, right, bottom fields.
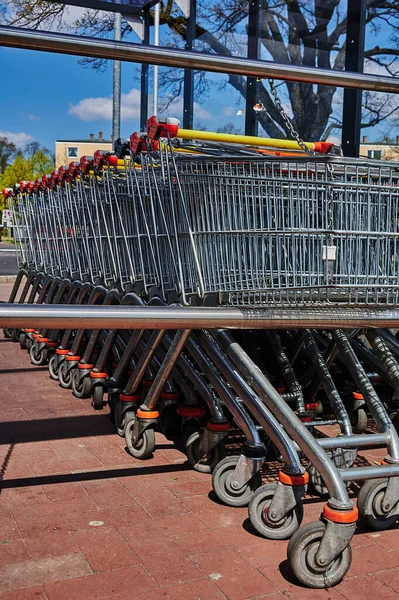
left=304, top=420, right=337, bottom=427
left=1, top=26, right=399, bottom=94
left=214, top=329, right=351, bottom=508
left=124, top=329, right=166, bottom=394
left=143, top=329, right=191, bottom=410
left=199, top=330, right=298, bottom=462
left=3, top=304, right=399, bottom=330
left=303, top=329, right=352, bottom=436
left=341, top=464, right=399, bottom=482
left=188, top=334, right=262, bottom=444
left=317, top=432, right=388, bottom=450
left=366, top=330, right=399, bottom=393
left=332, top=329, right=399, bottom=461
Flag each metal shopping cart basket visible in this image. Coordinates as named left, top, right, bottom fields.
left=145, top=117, right=399, bottom=308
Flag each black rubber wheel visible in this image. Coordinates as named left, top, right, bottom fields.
left=19, top=332, right=26, bottom=349
left=113, top=400, right=127, bottom=437
left=26, top=337, right=32, bottom=351
left=58, top=361, right=73, bottom=389
left=49, top=354, right=60, bottom=380
left=29, top=342, right=48, bottom=366
left=186, top=430, right=226, bottom=474
left=12, top=329, right=20, bottom=343
left=125, top=413, right=155, bottom=459
left=357, top=478, right=399, bottom=530
left=248, top=482, right=303, bottom=540
left=351, top=407, right=368, bottom=434
left=212, top=455, right=262, bottom=507
left=287, top=521, right=352, bottom=588
left=3, top=328, right=12, bottom=338
left=91, top=385, right=105, bottom=410
left=72, top=371, right=92, bottom=399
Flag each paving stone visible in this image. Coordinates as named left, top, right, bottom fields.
left=193, top=548, right=277, bottom=600
left=0, top=553, right=91, bottom=592
left=43, top=566, right=158, bottom=600
left=1, top=283, right=399, bottom=599
left=72, top=525, right=139, bottom=572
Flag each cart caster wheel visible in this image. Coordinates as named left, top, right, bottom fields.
left=58, top=361, right=73, bottom=389
left=26, top=337, right=32, bottom=351
left=185, top=431, right=226, bottom=474
left=12, top=329, right=19, bottom=343
left=125, top=413, right=155, bottom=459
left=3, top=328, right=12, bottom=338
left=351, top=407, right=368, bottom=434
left=287, top=521, right=352, bottom=588
left=114, top=401, right=127, bottom=437
left=72, top=371, right=91, bottom=399
left=49, top=354, right=60, bottom=380
left=91, top=385, right=105, bottom=410
left=182, top=420, right=200, bottom=445
left=29, top=342, right=48, bottom=366
left=212, top=455, right=262, bottom=507
left=248, top=482, right=303, bottom=540
left=19, top=332, right=26, bottom=349
left=391, top=412, right=399, bottom=433
left=357, top=478, right=399, bottom=530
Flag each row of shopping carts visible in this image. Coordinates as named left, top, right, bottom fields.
left=3, top=116, right=399, bottom=588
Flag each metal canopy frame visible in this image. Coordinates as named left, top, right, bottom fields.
left=0, top=1, right=395, bottom=155
left=52, top=0, right=159, bottom=16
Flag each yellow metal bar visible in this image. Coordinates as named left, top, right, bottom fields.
left=177, top=128, right=314, bottom=151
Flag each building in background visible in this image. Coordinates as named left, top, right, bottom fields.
left=55, top=132, right=112, bottom=167
left=359, top=136, right=399, bottom=161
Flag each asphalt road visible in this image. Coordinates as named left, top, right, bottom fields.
left=0, top=242, right=18, bottom=276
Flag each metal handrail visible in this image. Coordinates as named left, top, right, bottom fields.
left=2, top=303, right=399, bottom=329
left=1, top=26, right=399, bottom=93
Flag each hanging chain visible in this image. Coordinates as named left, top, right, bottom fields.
left=268, top=79, right=315, bottom=156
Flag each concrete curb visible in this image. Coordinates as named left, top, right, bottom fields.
left=0, top=276, right=17, bottom=283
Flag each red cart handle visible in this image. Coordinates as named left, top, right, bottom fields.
left=146, top=116, right=180, bottom=140
left=79, top=156, right=94, bottom=175
left=93, top=149, right=118, bottom=169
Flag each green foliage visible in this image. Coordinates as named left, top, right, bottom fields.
left=0, top=150, right=54, bottom=188
left=0, top=150, right=54, bottom=209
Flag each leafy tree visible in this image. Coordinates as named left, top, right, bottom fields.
left=0, top=137, right=17, bottom=175
left=24, top=140, right=51, bottom=159
left=0, top=150, right=54, bottom=189
left=2, top=0, right=399, bottom=139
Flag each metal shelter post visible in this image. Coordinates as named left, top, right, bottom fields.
left=183, top=0, right=196, bottom=129
left=341, top=0, right=366, bottom=157
left=112, top=7, right=121, bottom=141
left=245, top=0, right=260, bottom=136
left=140, top=8, right=151, bottom=131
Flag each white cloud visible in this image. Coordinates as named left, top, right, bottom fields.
left=0, top=131, right=34, bottom=147
left=69, top=88, right=212, bottom=123
left=22, top=113, right=41, bottom=121
left=68, top=88, right=141, bottom=122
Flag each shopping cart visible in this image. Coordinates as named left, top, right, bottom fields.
left=3, top=119, right=399, bottom=589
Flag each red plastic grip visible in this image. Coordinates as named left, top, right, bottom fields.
left=146, top=116, right=180, bottom=140
left=129, top=132, right=145, bottom=155
left=79, top=156, right=94, bottom=174
left=93, top=149, right=118, bottom=169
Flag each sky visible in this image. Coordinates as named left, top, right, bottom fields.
left=0, top=4, right=397, bottom=154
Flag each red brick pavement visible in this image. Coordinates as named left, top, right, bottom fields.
left=0, top=282, right=399, bottom=599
